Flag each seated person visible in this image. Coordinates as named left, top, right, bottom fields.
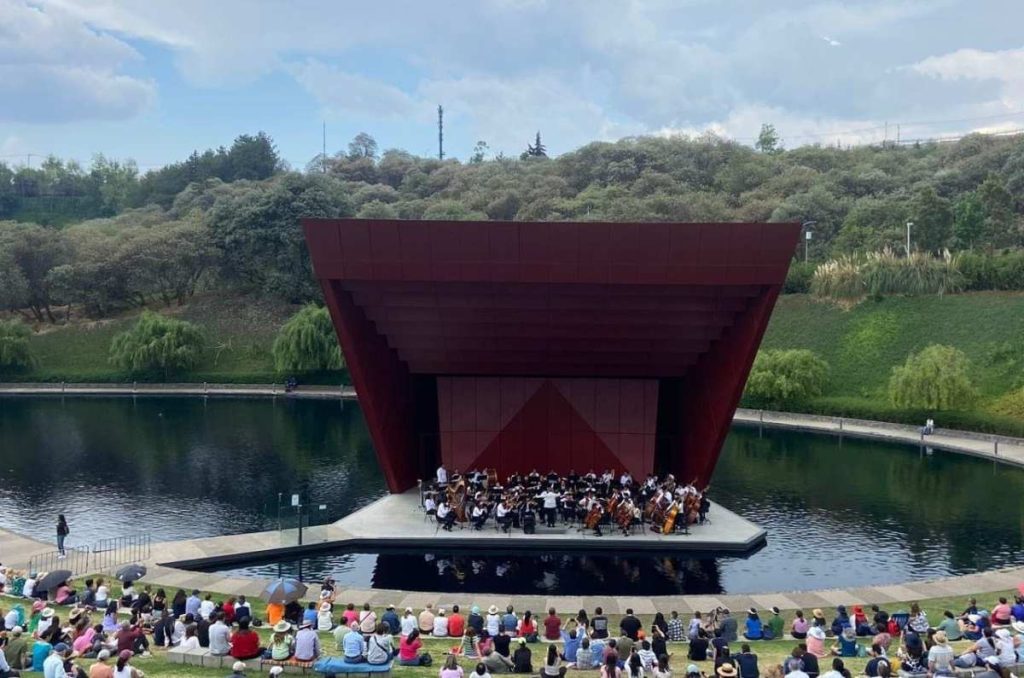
left=831, top=628, right=859, bottom=658
left=743, top=609, right=762, bottom=641
left=343, top=621, right=368, bottom=663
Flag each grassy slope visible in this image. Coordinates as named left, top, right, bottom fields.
left=1, top=583, right=1017, bottom=678
left=758, top=293, right=1024, bottom=431
left=8, top=292, right=346, bottom=384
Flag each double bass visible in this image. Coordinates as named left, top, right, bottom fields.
left=662, top=500, right=680, bottom=535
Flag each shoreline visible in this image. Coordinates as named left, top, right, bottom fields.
left=2, top=387, right=1023, bottom=609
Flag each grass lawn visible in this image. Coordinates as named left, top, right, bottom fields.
left=2, top=581, right=1018, bottom=678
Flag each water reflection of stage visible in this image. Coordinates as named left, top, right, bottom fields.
left=368, top=549, right=730, bottom=595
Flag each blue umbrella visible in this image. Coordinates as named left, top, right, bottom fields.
left=260, top=578, right=307, bottom=605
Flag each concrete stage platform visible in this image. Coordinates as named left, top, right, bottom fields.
left=332, top=489, right=765, bottom=554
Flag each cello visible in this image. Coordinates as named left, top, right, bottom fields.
left=662, top=501, right=680, bottom=535
left=584, top=501, right=604, bottom=530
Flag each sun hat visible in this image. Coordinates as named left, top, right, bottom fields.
left=319, top=601, right=332, bottom=613
left=386, top=604, right=395, bottom=610
left=406, top=607, right=414, bottom=613
left=31, top=601, right=45, bottom=613
left=717, top=665, right=738, bottom=678
left=11, top=626, right=22, bottom=635
left=118, top=650, right=132, bottom=661
left=934, top=631, right=948, bottom=644
left=472, top=605, right=480, bottom=614
left=770, top=606, right=780, bottom=615
left=273, top=620, right=291, bottom=633
left=233, top=661, right=247, bottom=671
left=488, top=605, right=499, bottom=614
left=995, top=628, right=1011, bottom=639
left=518, top=638, right=526, bottom=645
left=1012, top=621, right=1024, bottom=634
left=687, top=665, right=699, bottom=675
left=812, top=608, right=824, bottom=618
left=438, top=608, right=446, bottom=615
left=68, top=607, right=85, bottom=621
left=748, top=607, right=757, bottom=615
left=300, top=619, right=312, bottom=628
left=41, top=608, right=54, bottom=619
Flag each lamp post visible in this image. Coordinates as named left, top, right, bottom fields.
left=906, top=221, right=914, bottom=256
left=802, top=220, right=817, bottom=263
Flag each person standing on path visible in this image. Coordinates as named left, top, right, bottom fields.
left=56, top=515, right=69, bottom=558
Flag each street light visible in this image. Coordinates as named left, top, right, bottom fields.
left=906, top=221, right=914, bottom=255
left=802, top=220, right=817, bottom=263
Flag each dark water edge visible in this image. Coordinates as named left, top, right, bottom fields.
left=2, top=396, right=1022, bottom=594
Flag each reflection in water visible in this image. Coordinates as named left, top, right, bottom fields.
left=2, top=396, right=1023, bottom=593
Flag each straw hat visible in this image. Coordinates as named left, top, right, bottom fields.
left=488, top=605, right=499, bottom=615
left=232, top=661, right=247, bottom=671
left=319, top=602, right=332, bottom=613
left=41, top=608, right=54, bottom=619
left=1012, top=621, right=1024, bottom=634
left=812, top=608, right=824, bottom=619
left=717, top=665, right=737, bottom=678
left=934, top=631, right=948, bottom=644
left=273, top=620, right=291, bottom=633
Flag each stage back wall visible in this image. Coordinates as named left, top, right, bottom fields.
left=303, top=218, right=800, bottom=493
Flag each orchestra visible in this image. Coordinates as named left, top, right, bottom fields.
left=423, top=466, right=710, bottom=537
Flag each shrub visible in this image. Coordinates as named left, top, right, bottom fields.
left=783, top=261, right=815, bottom=294
left=888, top=344, right=977, bottom=410
left=0, top=319, right=33, bottom=371
left=271, top=304, right=344, bottom=373
left=109, top=311, right=204, bottom=377
left=745, top=349, right=829, bottom=407
left=811, top=248, right=964, bottom=307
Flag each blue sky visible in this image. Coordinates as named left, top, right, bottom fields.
left=2, top=0, right=1024, bottom=171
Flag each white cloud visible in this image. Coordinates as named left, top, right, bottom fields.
left=0, top=0, right=155, bottom=123
left=912, top=47, right=1024, bottom=106
left=289, top=61, right=417, bottom=119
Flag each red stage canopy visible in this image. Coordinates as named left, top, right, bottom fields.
left=304, top=218, right=799, bottom=493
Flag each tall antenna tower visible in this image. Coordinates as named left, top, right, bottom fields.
left=438, top=105, right=444, bottom=160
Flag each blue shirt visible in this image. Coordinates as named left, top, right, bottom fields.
left=745, top=617, right=763, bottom=639
left=382, top=611, right=401, bottom=635
left=185, top=595, right=201, bottom=616
left=344, top=630, right=367, bottom=658
left=562, top=631, right=581, bottom=663
left=303, top=609, right=318, bottom=626
left=502, top=613, right=518, bottom=633
left=32, top=641, right=52, bottom=672
left=590, top=639, right=606, bottom=669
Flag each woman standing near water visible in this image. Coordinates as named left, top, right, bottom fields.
left=56, top=515, right=69, bottom=558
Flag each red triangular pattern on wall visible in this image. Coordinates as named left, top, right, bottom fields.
left=465, top=380, right=629, bottom=477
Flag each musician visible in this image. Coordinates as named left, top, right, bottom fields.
left=436, top=464, right=449, bottom=485
left=536, top=487, right=559, bottom=528
left=560, top=492, right=576, bottom=524
left=699, top=492, right=711, bottom=523
left=437, top=501, right=455, bottom=531
left=496, top=500, right=512, bottom=533
left=546, top=469, right=559, bottom=485
left=619, top=471, right=632, bottom=488
left=471, top=502, right=488, bottom=530
left=521, top=502, right=537, bottom=535
left=424, top=493, right=437, bottom=516
left=585, top=494, right=604, bottom=537
left=527, top=469, right=541, bottom=485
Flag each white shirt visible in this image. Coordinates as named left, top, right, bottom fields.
left=180, top=636, right=200, bottom=650
left=496, top=504, right=509, bottom=518
left=42, top=652, right=65, bottom=678
left=437, top=504, right=451, bottom=519
left=486, top=614, right=501, bottom=636
left=620, top=473, right=631, bottom=486
left=37, top=617, right=53, bottom=636
left=437, top=466, right=448, bottom=484
left=785, top=672, right=809, bottom=678
left=96, top=585, right=109, bottom=604
left=424, top=497, right=437, bottom=512
left=538, top=491, right=558, bottom=509
left=433, top=616, right=449, bottom=636
left=199, top=599, right=215, bottom=620
left=472, top=506, right=486, bottom=518
left=401, top=615, right=417, bottom=636
left=23, top=579, right=36, bottom=597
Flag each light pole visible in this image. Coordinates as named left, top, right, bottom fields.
left=906, top=221, right=914, bottom=255
left=802, top=220, right=817, bottom=263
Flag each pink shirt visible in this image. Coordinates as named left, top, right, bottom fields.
left=992, top=603, right=1012, bottom=622
left=343, top=610, right=359, bottom=625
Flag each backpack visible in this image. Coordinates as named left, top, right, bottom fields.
left=886, top=619, right=900, bottom=636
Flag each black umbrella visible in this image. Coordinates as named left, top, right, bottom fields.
left=36, top=569, right=72, bottom=592
left=115, top=564, right=147, bottom=582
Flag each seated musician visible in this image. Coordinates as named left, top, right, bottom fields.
left=567, top=469, right=579, bottom=487
left=496, top=500, right=512, bottom=533
left=521, top=502, right=537, bottom=534
left=560, top=492, right=576, bottom=524
left=437, top=500, right=456, bottom=531
left=527, top=469, right=541, bottom=484
left=619, top=471, right=632, bottom=487
left=423, top=493, right=437, bottom=516
left=546, top=469, right=559, bottom=484
left=471, top=502, right=488, bottom=530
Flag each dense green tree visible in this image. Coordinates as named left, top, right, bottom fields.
left=356, top=200, right=399, bottom=219
left=0, top=319, right=33, bottom=371
left=470, top=141, right=490, bottom=164
left=0, top=221, right=68, bottom=322
left=888, top=344, right=977, bottom=410
left=977, top=174, right=1015, bottom=246
left=271, top=304, right=344, bottom=373
left=347, top=133, right=379, bottom=160
left=109, top=311, right=204, bottom=377
left=755, top=123, right=781, bottom=154
left=909, top=185, right=953, bottom=252
left=953, top=192, right=986, bottom=249
left=745, top=349, right=828, bottom=407
left=228, top=132, right=281, bottom=180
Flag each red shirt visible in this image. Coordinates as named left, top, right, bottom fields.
left=519, top=619, right=536, bottom=637
left=543, top=615, right=562, bottom=640
left=223, top=602, right=236, bottom=624
left=399, top=636, right=422, bottom=661
left=448, top=614, right=465, bottom=638
left=230, top=629, right=262, bottom=659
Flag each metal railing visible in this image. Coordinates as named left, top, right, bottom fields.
left=26, top=533, right=151, bottom=577
left=28, top=545, right=90, bottom=577
left=91, top=533, right=151, bottom=573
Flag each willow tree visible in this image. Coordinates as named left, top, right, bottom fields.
left=109, top=311, right=204, bottom=377
left=271, top=304, right=344, bottom=373
left=0, top=319, right=33, bottom=371
left=888, top=344, right=977, bottom=410
left=745, top=349, right=829, bottom=408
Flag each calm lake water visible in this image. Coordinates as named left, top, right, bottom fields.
left=2, top=396, right=1022, bottom=594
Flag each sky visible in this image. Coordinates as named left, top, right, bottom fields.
left=2, top=0, right=1024, bottom=171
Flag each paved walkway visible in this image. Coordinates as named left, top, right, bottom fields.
left=0, top=382, right=357, bottom=399
left=733, top=408, right=1024, bottom=469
